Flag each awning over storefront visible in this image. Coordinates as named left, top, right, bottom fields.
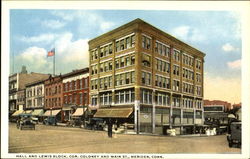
left=94, top=107, right=133, bottom=118
left=32, top=109, right=44, bottom=116
left=43, top=110, right=61, bottom=117
left=24, top=110, right=33, bottom=114
left=11, top=110, right=24, bottom=116
left=72, top=108, right=86, bottom=117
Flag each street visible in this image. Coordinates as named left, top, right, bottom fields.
left=9, top=123, right=241, bottom=153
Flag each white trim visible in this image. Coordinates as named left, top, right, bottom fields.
left=90, top=48, right=97, bottom=52
left=174, top=48, right=180, bottom=52
left=155, top=40, right=170, bottom=47
left=142, top=52, right=152, bottom=57
left=183, top=52, right=194, bottom=58
left=155, top=73, right=170, bottom=78
left=99, top=74, right=112, bottom=78
left=100, top=57, right=112, bottom=63
left=115, top=69, right=135, bottom=75
left=155, top=57, right=170, bottom=63
left=142, top=33, right=152, bottom=39
left=173, top=78, right=180, bottom=81
left=100, top=42, right=112, bottom=48
left=183, top=67, right=194, bottom=72
left=115, top=32, right=135, bottom=42
left=142, top=70, right=152, bottom=74
left=90, top=63, right=98, bottom=66
left=196, top=58, right=202, bottom=62
left=90, top=77, right=98, bottom=80
left=115, top=51, right=135, bottom=58
left=173, top=64, right=180, bottom=67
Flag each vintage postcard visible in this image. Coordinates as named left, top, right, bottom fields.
left=1, top=1, right=250, bottom=159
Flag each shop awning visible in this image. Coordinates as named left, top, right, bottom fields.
left=94, top=107, right=133, bottom=118
left=24, top=110, right=33, bottom=114
left=32, top=109, right=44, bottom=116
left=72, top=108, right=86, bottom=116
left=43, top=110, right=61, bottom=116
left=11, top=110, right=24, bottom=116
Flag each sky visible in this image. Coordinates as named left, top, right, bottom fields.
left=9, top=10, right=241, bottom=104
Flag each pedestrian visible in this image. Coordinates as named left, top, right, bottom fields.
left=108, top=118, right=113, bottom=138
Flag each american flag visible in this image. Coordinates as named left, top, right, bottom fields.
left=47, top=48, right=55, bottom=57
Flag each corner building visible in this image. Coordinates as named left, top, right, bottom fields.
left=88, top=19, right=205, bottom=135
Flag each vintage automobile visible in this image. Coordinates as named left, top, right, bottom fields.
left=227, top=122, right=241, bottom=148
left=43, top=116, right=57, bottom=126
left=17, top=117, right=36, bottom=130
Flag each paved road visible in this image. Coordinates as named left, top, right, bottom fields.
left=9, top=123, right=241, bottom=154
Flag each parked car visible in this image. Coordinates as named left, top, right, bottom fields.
left=227, top=122, right=241, bottom=148
left=43, top=116, right=57, bottom=126
left=18, top=117, right=35, bottom=130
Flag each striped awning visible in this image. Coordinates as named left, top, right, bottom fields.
left=94, top=107, right=133, bottom=118
left=72, top=108, right=86, bottom=116
left=32, top=109, right=44, bottom=116
left=43, top=110, right=61, bottom=116
left=11, top=110, right=24, bottom=116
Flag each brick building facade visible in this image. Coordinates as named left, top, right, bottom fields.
left=62, top=68, right=89, bottom=122
left=89, top=19, right=205, bottom=135
left=44, top=75, right=63, bottom=122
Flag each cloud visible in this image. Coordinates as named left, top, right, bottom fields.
left=171, top=25, right=205, bottom=42
left=19, top=33, right=56, bottom=44
left=227, top=59, right=241, bottom=69
left=204, top=73, right=241, bottom=104
left=51, top=10, right=116, bottom=34
left=54, top=32, right=89, bottom=63
left=100, top=21, right=115, bottom=32
left=41, top=20, right=66, bottom=29
left=50, top=10, right=75, bottom=21
left=15, top=32, right=89, bottom=74
left=15, top=47, right=52, bottom=73
left=222, top=43, right=239, bottom=52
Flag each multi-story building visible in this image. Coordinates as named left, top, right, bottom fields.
left=204, top=99, right=232, bottom=112
left=16, top=89, right=25, bottom=112
left=89, top=18, right=205, bottom=135
left=44, top=75, right=63, bottom=122
left=62, top=68, right=89, bottom=122
left=9, top=67, right=51, bottom=117
left=25, top=77, right=49, bottom=119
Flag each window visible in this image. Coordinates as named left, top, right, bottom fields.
left=142, top=53, right=151, bottom=67
left=131, top=55, right=135, bottom=65
left=125, top=57, right=130, bottom=66
left=131, top=35, right=135, bottom=47
left=115, top=89, right=134, bottom=104
left=116, top=41, right=120, bottom=52
left=174, top=50, right=180, bottom=61
left=109, top=62, right=113, bottom=71
left=120, top=57, right=125, bottom=67
left=126, top=37, right=131, bottom=49
left=109, top=44, right=113, bottom=54
left=100, top=47, right=104, bottom=57
left=120, top=39, right=125, bottom=50
left=115, top=59, right=119, bottom=69
left=142, top=72, right=151, bottom=86
left=173, top=80, right=180, bottom=91
left=142, top=35, right=151, bottom=49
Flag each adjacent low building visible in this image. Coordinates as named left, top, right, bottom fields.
left=61, top=68, right=89, bottom=122
left=9, top=66, right=51, bottom=118
left=89, top=18, right=205, bottom=135
left=44, top=75, right=63, bottom=122
left=25, top=77, right=50, bottom=121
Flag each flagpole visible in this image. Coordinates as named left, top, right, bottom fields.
left=53, top=48, right=55, bottom=76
